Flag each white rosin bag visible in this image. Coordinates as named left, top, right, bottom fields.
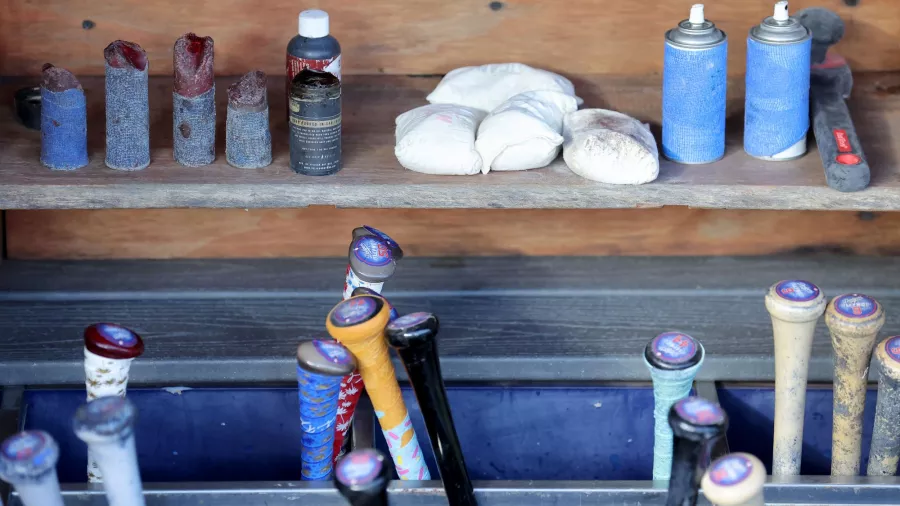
left=476, top=91, right=578, bottom=173
left=427, top=63, right=582, bottom=113
left=562, top=109, right=659, bottom=185
left=395, top=104, right=487, bottom=175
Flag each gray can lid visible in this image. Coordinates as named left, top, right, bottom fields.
left=750, top=16, right=810, bottom=44
left=666, top=19, right=726, bottom=49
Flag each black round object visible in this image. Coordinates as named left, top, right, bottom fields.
left=14, top=87, right=41, bottom=130
left=386, top=312, right=439, bottom=349
left=644, top=332, right=703, bottom=371
left=668, top=396, right=729, bottom=442
left=335, top=449, right=390, bottom=506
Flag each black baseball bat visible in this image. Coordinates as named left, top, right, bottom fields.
left=666, top=396, right=729, bottom=506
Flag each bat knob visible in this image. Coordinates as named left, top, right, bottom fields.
left=335, top=449, right=390, bottom=505
left=875, top=336, right=900, bottom=381
left=297, top=339, right=358, bottom=376
left=348, top=235, right=397, bottom=284
left=73, top=395, right=138, bottom=444
left=329, top=295, right=386, bottom=329
left=701, top=453, right=766, bottom=506
left=825, top=293, right=885, bottom=337
left=84, top=323, right=145, bottom=359
left=351, top=287, right=399, bottom=321
left=0, top=431, right=60, bottom=483
left=669, top=396, right=728, bottom=443
left=644, top=332, right=703, bottom=371
left=765, top=280, right=826, bottom=322
left=354, top=225, right=404, bottom=261
left=385, top=312, right=439, bottom=350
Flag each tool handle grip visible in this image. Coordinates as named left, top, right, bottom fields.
left=297, top=367, right=344, bottom=480
left=810, top=87, right=870, bottom=192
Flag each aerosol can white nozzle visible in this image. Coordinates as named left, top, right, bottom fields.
left=773, top=1, right=789, bottom=22
left=689, top=4, right=705, bottom=24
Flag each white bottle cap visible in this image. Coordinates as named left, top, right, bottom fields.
left=689, top=4, right=705, bottom=24
left=299, top=9, right=329, bottom=38
left=773, top=1, right=789, bottom=22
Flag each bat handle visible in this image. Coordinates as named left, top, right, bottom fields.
left=336, top=449, right=392, bottom=506
left=387, top=313, right=477, bottom=506
left=0, top=431, right=65, bottom=506
left=810, top=85, right=870, bottom=192
left=666, top=397, right=728, bottom=506
left=298, top=368, right=345, bottom=479
left=867, top=336, right=900, bottom=476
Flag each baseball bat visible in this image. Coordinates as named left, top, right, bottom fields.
left=825, top=293, right=884, bottom=476
left=83, top=323, right=144, bottom=483
left=353, top=286, right=400, bottom=322
left=666, top=396, right=729, bottom=506
left=326, top=296, right=431, bottom=480
left=701, top=453, right=765, bottom=506
left=764, top=280, right=826, bottom=476
left=297, top=339, right=357, bottom=480
left=387, top=312, right=476, bottom=506
left=73, top=396, right=145, bottom=506
left=336, top=227, right=403, bottom=461
left=0, top=431, right=64, bottom=506
left=644, top=331, right=705, bottom=481
left=867, top=335, right=900, bottom=476
left=335, top=449, right=391, bottom=506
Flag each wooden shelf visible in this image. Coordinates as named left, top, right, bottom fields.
left=0, top=255, right=897, bottom=386
left=1, top=73, right=899, bottom=211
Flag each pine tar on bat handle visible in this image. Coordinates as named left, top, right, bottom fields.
left=336, top=449, right=391, bottom=506
left=387, top=312, right=477, bottom=506
left=765, top=280, right=826, bottom=476
left=825, top=293, right=884, bottom=476
left=0, top=431, right=65, bottom=506
left=701, top=453, right=765, bottom=506
left=867, top=335, right=900, bottom=476
left=666, top=396, right=729, bottom=506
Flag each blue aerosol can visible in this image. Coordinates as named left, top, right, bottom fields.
left=663, top=4, right=728, bottom=164
left=745, top=1, right=811, bottom=161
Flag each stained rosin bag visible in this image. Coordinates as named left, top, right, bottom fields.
left=562, top=109, right=659, bottom=185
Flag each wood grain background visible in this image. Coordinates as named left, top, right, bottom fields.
left=6, top=207, right=896, bottom=259
left=0, top=0, right=897, bottom=77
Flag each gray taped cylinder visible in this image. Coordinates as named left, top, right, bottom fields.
left=226, top=105, right=272, bottom=169
left=105, top=64, right=150, bottom=170
left=173, top=87, right=216, bottom=167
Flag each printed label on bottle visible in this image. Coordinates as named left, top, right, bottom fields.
left=313, top=340, right=353, bottom=365
left=708, top=454, right=753, bottom=486
left=289, top=95, right=341, bottom=175
left=331, top=297, right=378, bottom=327
left=775, top=280, right=820, bottom=302
left=886, top=336, right=900, bottom=363
left=287, top=54, right=342, bottom=82
left=834, top=294, right=877, bottom=318
left=96, top=323, right=139, bottom=347
left=336, top=449, right=381, bottom=485
left=675, top=397, right=724, bottom=425
left=650, top=332, right=698, bottom=365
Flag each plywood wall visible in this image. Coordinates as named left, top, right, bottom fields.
left=6, top=208, right=897, bottom=259
left=0, top=0, right=897, bottom=77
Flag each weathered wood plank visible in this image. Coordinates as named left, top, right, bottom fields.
left=0, top=0, right=897, bottom=76
left=7, top=207, right=899, bottom=259
left=0, top=257, right=897, bottom=385
left=0, top=73, right=899, bottom=210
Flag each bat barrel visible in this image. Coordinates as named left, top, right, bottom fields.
left=826, top=293, right=884, bottom=476
left=701, top=453, right=766, bottom=506
left=327, top=296, right=431, bottom=480
left=73, top=396, right=146, bottom=506
left=867, top=336, right=900, bottom=476
left=336, top=449, right=391, bottom=506
left=387, top=312, right=477, bottom=506
left=666, top=396, right=729, bottom=506
left=0, top=431, right=65, bottom=506
left=297, top=339, right=358, bottom=480
left=764, top=280, right=826, bottom=476
left=644, top=332, right=705, bottom=481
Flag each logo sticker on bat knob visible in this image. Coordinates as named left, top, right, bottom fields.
left=886, top=336, right=900, bottom=363
left=353, top=236, right=392, bottom=267
left=834, top=294, right=877, bottom=318
left=675, top=397, right=725, bottom=425
left=388, top=312, right=431, bottom=331
left=313, top=340, right=353, bottom=365
left=651, top=332, right=698, bottom=365
left=331, top=297, right=379, bottom=327
left=775, top=280, right=819, bottom=302
left=1, top=432, right=46, bottom=461
left=336, top=449, right=383, bottom=486
left=96, top=323, right=139, bottom=347
left=708, top=454, right=752, bottom=486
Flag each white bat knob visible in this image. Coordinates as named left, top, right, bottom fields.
left=0, top=431, right=64, bottom=506
left=701, top=453, right=766, bottom=506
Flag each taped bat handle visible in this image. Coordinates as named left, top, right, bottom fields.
left=297, top=340, right=358, bottom=480
left=327, top=296, right=431, bottom=481
left=336, top=449, right=391, bottom=506
left=387, top=312, right=476, bottom=506
left=73, top=396, right=146, bottom=506
left=825, top=293, right=884, bottom=476
left=0, top=431, right=65, bottom=506
left=644, top=332, right=705, bottom=481
left=867, top=336, right=900, bottom=476
left=764, top=280, right=826, bottom=476
left=666, top=397, right=729, bottom=506
left=701, top=453, right=765, bottom=506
